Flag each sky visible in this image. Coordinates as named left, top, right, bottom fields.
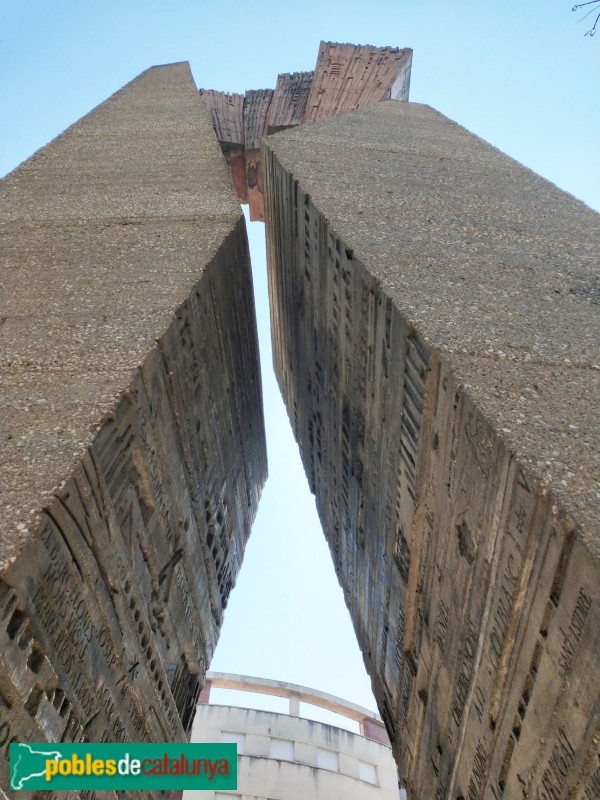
left=2, top=0, right=599, bottom=727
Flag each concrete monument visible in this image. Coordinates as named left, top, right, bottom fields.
left=2, top=38, right=599, bottom=800
left=0, top=62, right=266, bottom=798
left=263, top=100, right=600, bottom=800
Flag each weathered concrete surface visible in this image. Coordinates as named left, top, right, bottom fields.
left=263, top=101, right=600, bottom=800
left=202, top=42, right=412, bottom=221
left=305, top=41, right=412, bottom=121
left=200, top=89, right=248, bottom=203
left=244, top=89, right=275, bottom=222
left=0, top=63, right=266, bottom=797
left=266, top=71, right=314, bottom=134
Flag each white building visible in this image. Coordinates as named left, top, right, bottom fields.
left=183, top=673, right=404, bottom=800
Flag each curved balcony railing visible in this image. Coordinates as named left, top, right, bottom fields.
left=198, top=672, right=390, bottom=745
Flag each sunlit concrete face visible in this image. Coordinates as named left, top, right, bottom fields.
left=0, top=62, right=266, bottom=796
left=263, top=101, right=600, bottom=800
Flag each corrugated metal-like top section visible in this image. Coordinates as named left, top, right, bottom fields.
left=266, top=71, right=314, bottom=134
left=200, top=89, right=244, bottom=146
left=198, top=41, right=412, bottom=216
left=243, top=89, right=274, bottom=151
left=305, top=42, right=412, bottom=122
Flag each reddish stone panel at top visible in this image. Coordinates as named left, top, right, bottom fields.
left=244, top=89, right=275, bottom=151
left=200, top=89, right=244, bottom=147
left=247, top=172, right=265, bottom=222
left=197, top=679, right=212, bottom=705
left=360, top=717, right=392, bottom=746
left=199, top=42, right=412, bottom=218
left=244, top=90, right=275, bottom=219
left=201, top=90, right=247, bottom=203
left=266, top=71, right=314, bottom=134
left=227, top=150, right=248, bottom=204
left=305, top=41, right=412, bottom=122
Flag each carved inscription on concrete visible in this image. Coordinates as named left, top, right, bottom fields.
left=1, top=63, right=266, bottom=798
left=263, top=102, right=600, bottom=799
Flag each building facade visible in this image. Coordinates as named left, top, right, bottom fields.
left=184, top=673, right=403, bottom=800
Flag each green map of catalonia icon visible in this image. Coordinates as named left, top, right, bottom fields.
left=10, top=743, right=62, bottom=789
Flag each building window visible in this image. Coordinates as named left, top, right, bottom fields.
left=316, top=748, right=339, bottom=771
left=358, top=760, right=378, bottom=784
left=268, top=738, right=294, bottom=761
left=220, top=731, right=245, bottom=755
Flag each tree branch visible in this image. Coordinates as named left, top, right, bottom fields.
left=573, top=0, right=600, bottom=35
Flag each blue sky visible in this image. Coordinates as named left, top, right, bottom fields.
left=2, top=1, right=599, bottom=209
left=2, top=0, right=599, bottom=719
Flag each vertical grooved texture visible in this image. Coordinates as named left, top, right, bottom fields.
left=263, top=101, right=600, bottom=800
left=0, top=63, right=267, bottom=799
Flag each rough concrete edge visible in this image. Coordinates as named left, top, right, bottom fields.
left=260, top=130, right=600, bottom=563
left=0, top=62, right=265, bottom=571
left=264, top=99, right=600, bottom=216
left=1, top=62, right=194, bottom=181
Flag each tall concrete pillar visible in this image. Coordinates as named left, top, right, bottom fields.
left=0, top=62, right=266, bottom=796
left=263, top=101, right=600, bottom=800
